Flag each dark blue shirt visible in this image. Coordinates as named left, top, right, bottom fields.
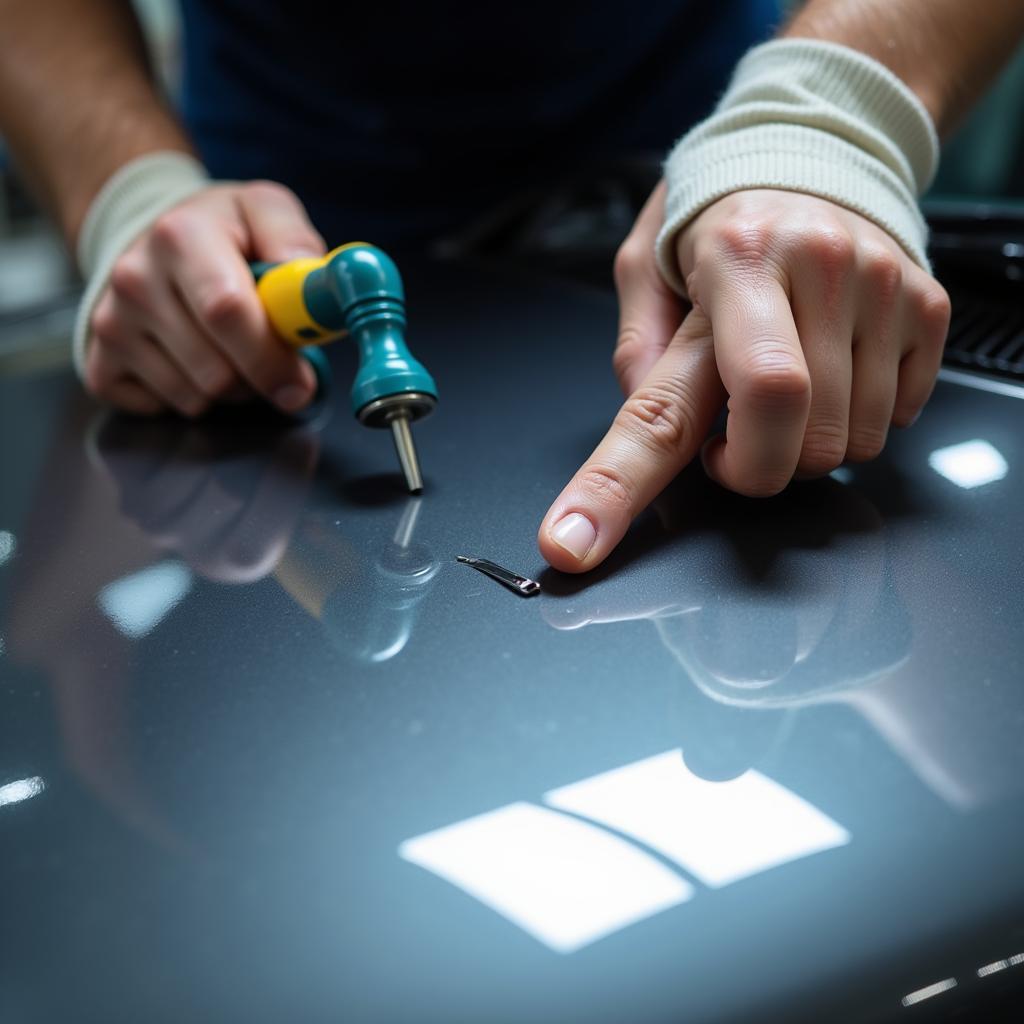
left=178, top=1, right=778, bottom=242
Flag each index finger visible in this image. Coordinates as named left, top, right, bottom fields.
left=538, top=308, right=725, bottom=573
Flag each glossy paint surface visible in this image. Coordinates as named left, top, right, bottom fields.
left=1, top=265, right=1023, bottom=1023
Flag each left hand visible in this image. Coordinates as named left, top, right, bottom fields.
left=538, top=182, right=951, bottom=573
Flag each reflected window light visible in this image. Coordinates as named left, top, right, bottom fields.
left=928, top=439, right=1008, bottom=489
left=0, top=530, right=15, bottom=566
left=0, top=776, right=45, bottom=808
left=98, top=561, right=193, bottom=639
left=977, top=959, right=1009, bottom=978
left=901, top=978, right=957, bottom=1007
left=544, top=749, right=850, bottom=888
left=399, top=802, right=693, bottom=954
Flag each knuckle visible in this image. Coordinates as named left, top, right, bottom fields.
left=244, top=179, right=296, bottom=205
left=712, top=219, right=776, bottom=269
left=846, top=424, right=888, bottom=462
left=198, top=288, right=248, bottom=331
left=108, top=256, right=150, bottom=304
left=613, top=240, right=645, bottom=289
left=891, top=404, right=921, bottom=429
left=615, top=384, right=697, bottom=455
left=741, top=475, right=791, bottom=498
left=736, top=352, right=811, bottom=410
left=799, top=426, right=848, bottom=474
left=918, top=284, right=952, bottom=344
left=90, top=301, right=122, bottom=346
left=804, top=227, right=856, bottom=280
left=861, top=246, right=903, bottom=307
left=83, top=349, right=115, bottom=396
left=150, top=208, right=195, bottom=253
left=196, top=362, right=237, bottom=399
left=576, top=465, right=634, bottom=513
left=611, top=326, right=646, bottom=382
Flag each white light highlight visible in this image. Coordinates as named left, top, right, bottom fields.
left=928, top=440, right=1008, bottom=489
left=544, top=749, right=850, bottom=888
left=1010, top=953, right=1024, bottom=967
left=0, top=530, right=15, bottom=566
left=98, top=561, right=192, bottom=639
left=977, top=960, right=1008, bottom=978
left=901, top=978, right=957, bottom=1007
left=399, top=801, right=693, bottom=954
left=0, top=776, right=45, bottom=807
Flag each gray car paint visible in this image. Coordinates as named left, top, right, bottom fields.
left=0, top=264, right=1022, bottom=1023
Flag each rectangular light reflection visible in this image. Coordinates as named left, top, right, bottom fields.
left=901, top=978, right=957, bottom=1007
left=928, top=439, right=1008, bottom=489
left=544, top=749, right=850, bottom=888
left=399, top=802, right=693, bottom=954
left=977, top=959, right=1008, bottom=978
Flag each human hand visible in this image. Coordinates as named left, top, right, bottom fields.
left=538, top=183, right=950, bottom=573
left=83, top=181, right=326, bottom=417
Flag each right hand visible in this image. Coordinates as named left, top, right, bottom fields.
left=84, top=181, right=326, bottom=417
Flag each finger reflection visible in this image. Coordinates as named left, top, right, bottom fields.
left=542, top=471, right=911, bottom=781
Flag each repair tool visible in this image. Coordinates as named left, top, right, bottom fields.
left=456, top=555, right=541, bottom=597
left=251, top=243, right=437, bottom=493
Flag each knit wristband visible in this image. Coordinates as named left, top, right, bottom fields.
left=72, top=151, right=211, bottom=378
left=654, top=38, right=940, bottom=296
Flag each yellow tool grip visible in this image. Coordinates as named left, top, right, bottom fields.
left=255, top=254, right=342, bottom=347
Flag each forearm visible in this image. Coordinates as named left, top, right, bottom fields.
left=0, top=0, right=193, bottom=246
left=784, top=0, right=1024, bottom=137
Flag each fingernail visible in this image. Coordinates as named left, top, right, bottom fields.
left=550, top=512, right=597, bottom=561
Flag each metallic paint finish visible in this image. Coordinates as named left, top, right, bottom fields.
left=1, top=264, right=1022, bottom=1023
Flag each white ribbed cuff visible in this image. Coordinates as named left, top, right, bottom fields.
left=655, top=38, right=940, bottom=295
left=73, top=151, right=210, bottom=378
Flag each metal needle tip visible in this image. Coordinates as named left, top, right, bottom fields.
left=389, top=411, right=424, bottom=493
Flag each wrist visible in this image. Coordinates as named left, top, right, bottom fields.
left=73, top=151, right=211, bottom=378
left=655, top=38, right=940, bottom=296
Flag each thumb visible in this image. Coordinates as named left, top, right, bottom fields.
left=612, top=181, right=687, bottom=395
left=236, top=180, right=326, bottom=263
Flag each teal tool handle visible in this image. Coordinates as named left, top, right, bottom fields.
left=251, top=243, right=437, bottom=421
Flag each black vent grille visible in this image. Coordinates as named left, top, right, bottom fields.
left=943, top=288, right=1024, bottom=381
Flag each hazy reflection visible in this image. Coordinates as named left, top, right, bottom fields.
left=541, top=469, right=1023, bottom=809
left=90, top=411, right=319, bottom=585
left=98, top=560, right=193, bottom=639
left=0, top=529, right=15, bottom=566
left=0, top=776, right=45, bottom=807
left=545, top=474, right=901, bottom=781
left=275, top=496, right=439, bottom=664
left=94, top=413, right=439, bottom=664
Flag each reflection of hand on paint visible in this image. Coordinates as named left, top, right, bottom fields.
left=543, top=474, right=909, bottom=779
left=91, top=412, right=319, bottom=584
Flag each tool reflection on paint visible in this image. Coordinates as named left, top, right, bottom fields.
left=276, top=498, right=439, bottom=663
left=90, top=412, right=439, bottom=662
